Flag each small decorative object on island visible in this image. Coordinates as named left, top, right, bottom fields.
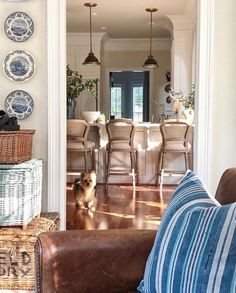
left=170, top=84, right=195, bottom=123
left=67, top=65, right=98, bottom=119
left=81, top=111, right=100, bottom=123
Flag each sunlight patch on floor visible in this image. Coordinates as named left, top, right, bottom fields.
left=143, top=219, right=161, bottom=225
left=136, top=200, right=167, bottom=208
left=145, top=215, right=162, bottom=220
left=95, top=210, right=135, bottom=219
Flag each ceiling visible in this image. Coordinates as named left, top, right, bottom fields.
left=67, top=0, right=191, bottom=38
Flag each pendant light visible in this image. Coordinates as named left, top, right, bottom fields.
left=83, top=3, right=100, bottom=65
left=143, top=8, right=159, bottom=69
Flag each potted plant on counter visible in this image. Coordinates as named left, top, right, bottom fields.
left=67, top=65, right=98, bottom=119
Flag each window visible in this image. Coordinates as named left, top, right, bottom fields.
left=109, top=71, right=149, bottom=121
left=110, top=86, right=122, bottom=118
left=133, top=86, right=143, bottom=122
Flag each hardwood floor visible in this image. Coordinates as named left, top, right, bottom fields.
left=66, top=184, right=176, bottom=230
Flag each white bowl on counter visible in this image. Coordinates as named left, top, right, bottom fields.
left=81, top=111, right=100, bottom=123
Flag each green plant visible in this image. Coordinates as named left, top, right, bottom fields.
left=169, top=84, right=195, bottom=109
left=67, top=65, right=98, bottom=102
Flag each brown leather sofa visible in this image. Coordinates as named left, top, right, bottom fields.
left=35, top=168, right=236, bottom=293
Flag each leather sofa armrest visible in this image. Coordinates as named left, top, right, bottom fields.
left=215, top=168, right=236, bottom=204
left=35, top=229, right=156, bottom=293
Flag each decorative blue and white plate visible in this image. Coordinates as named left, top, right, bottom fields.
left=3, top=50, right=35, bottom=82
left=4, top=12, right=34, bottom=42
left=5, top=90, right=34, bottom=120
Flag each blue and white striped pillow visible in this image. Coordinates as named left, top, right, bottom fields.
left=138, top=171, right=236, bottom=293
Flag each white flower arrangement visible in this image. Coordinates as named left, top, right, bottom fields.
left=170, top=84, right=195, bottom=110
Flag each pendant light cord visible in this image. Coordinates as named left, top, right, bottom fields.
left=150, top=11, right=153, bottom=56
left=90, top=5, right=93, bottom=53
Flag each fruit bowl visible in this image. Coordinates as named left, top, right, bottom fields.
left=81, top=111, right=100, bottom=123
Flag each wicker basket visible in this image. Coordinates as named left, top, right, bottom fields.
left=0, top=129, right=35, bottom=164
left=0, top=159, right=43, bottom=227
left=0, top=212, right=59, bottom=290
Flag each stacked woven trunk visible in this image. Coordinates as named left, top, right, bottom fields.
left=0, top=129, right=42, bottom=228
left=0, top=130, right=60, bottom=290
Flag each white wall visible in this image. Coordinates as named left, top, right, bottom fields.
left=0, top=0, right=48, bottom=210
left=67, top=32, right=104, bottom=118
left=211, top=0, right=236, bottom=193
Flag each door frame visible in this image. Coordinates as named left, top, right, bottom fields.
left=47, top=0, right=214, bottom=230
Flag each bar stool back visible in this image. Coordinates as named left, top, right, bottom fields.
left=157, top=121, right=192, bottom=187
left=67, top=119, right=95, bottom=173
left=105, top=119, right=139, bottom=189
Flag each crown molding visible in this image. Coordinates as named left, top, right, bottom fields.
left=103, top=38, right=171, bottom=52
left=67, top=32, right=106, bottom=51
left=185, top=0, right=197, bottom=29
left=166, top=15, right=194, bottom=31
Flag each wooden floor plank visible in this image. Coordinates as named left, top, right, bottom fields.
left=66, top=184, right=176, bottom=230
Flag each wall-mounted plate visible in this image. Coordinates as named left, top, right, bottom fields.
left=3, top=50, right=35, bottom=82
left=5, top=90, right=34, bottom=120
left=4, top=12, right=34, bottom=42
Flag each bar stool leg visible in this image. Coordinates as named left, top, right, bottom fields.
left=83, top=151, right=88, bottom=171
left=184, top=152, right=189, bottom=170
left=91, top=149, right=96, bottom=171
left=160, top=169, right=165, bottom=191
left=105, top=150, right=111, bottom=189
left=135, top=150, right=139, bottom=186
left=159, top=152, right=165, bottom=188
left=130, top=151, right=136, bottom=189
left=156, top=150, right=162, bottom=185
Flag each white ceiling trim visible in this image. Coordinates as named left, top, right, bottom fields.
left=104, top=38, right=172, bottom=52
left=167, top=15, right=194, bottom=31
left=67, top=32, right=106, bottom=51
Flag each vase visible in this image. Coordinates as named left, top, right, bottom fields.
left=67, top=98, right=76, bottom=119
left=173, top=100, right=185, bottom=120
left=183, top=108, right=194, bottom=124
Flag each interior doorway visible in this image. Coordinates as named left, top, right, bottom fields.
left=47, top=0, right=214, bottom=230
left=110, top=71, right=150, bottom=122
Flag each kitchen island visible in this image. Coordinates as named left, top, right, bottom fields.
left=67, top=122, right=194, bottom=185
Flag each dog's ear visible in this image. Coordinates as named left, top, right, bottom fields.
left=90, top=170, right=96, bottom=180
left=80, top=170, right=86, bottom=177
left=73, top=177, right=80, bottom=185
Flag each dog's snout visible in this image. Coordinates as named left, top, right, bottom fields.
left=84, top=179, right=90, bottom=187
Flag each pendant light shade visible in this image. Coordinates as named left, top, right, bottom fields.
left=83, top=3, right=100, bottom=66
left=143, top=8, right=159, bottom=69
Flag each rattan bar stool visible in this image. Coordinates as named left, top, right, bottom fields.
left=67, top=119, right=96, bottom=174
left=105, top=119, right=139, bottom=190
left=157, top=121, right=192, bottom=187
